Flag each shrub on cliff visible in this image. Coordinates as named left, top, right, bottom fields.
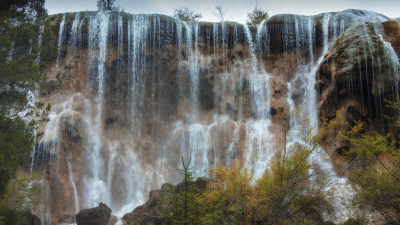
left=174, top=7, right=202, bottom=22
left=204, top=123, right=334, bottom=224
left=323, top=99, right=400, bottom=224
left=339, top=106, right=400, bottom=224
left=247, top=7, right=269, bottom=25
left=205, top=163, right=253, bottom=224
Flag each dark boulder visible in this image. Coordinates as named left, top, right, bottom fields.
left=76, top=203, right=112, bottom=225
left=25, top=212, right=41, bottom=225
left=122, top=177, right=215, bottom=225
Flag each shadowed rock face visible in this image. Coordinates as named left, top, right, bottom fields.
left=30, top=10, right=399, bottom=224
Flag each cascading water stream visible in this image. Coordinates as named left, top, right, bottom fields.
left=282, top=13, right=356, bottom=220
left=187, top=22, right=200, bottom=112
left=374, top=24, right=400, bottom=96
left=56, top=14, right=66, bottom=67
left=35, top=25, right=44, bottom=63
left=66, top=157, right=80, bottom=214
left=129, top=15, right=148, bottom=136
left=86, top=10, right=111, bottom=208
left=117, top=12, right=123, bottom=58
left=69, top=12, right=81, bottom=53
left=243, top=23, right=275, bottom=178
left=278, top=11, right=390, bottom=220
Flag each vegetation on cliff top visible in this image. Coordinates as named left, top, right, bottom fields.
left=247, top=7, right=269, bottom=25
left=174, top=7, right=202, bottom=22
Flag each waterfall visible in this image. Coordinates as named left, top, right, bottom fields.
left=33, top=10, right=399, bottom=224
left=86, top=10, right=110, bottom=208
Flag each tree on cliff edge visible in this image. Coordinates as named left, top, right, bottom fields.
left=174, top=7, right=202, bottom=22
left=247, top=7, right=269, bottom=25
left=213, top=5, right=226, bottom=22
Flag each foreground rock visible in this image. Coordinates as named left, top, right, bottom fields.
left=26, top=213, right=41, bottom=225
left=122, top=177, right=215, bottom=225
left=76, top=203, right=112, bottom=225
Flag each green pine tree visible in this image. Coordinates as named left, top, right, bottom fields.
left=162, top=157, right=204, bottom=224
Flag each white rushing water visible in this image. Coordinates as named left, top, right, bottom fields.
left=66, top=157, right=79, bottom=214
left=86, top=10, right=111, bottom=208
left=69, top=12, right=81, bottom=51
left=56, top=14, right=66, bottom=67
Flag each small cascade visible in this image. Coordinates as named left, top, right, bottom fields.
left=56, top=14, right=66, bottom=66
left=245, top=24, right=271, bottom=119
left=35, top=25, right=44, bottom=63
left=186, top=22, right=200, bottom=112
left=69, top=12, right=81, bottom=50
left=7, top=41, right=14, bottom=61
left=31, top=94, right=80, bottom=175
left=374, top=24, right=400, bottom=97
left=129, top=15, right=148, bottom=134
left=66, top=157, right=80, bottom=214
left=117, top=12, right=123, bottom=57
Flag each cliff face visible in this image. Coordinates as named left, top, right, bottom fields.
left=30, top=10, right=399, bottom=224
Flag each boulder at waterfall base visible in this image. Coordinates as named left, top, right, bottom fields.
left=76, top=203, right=112, bottom=225
left=122, top=177, right=215, bottom=225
